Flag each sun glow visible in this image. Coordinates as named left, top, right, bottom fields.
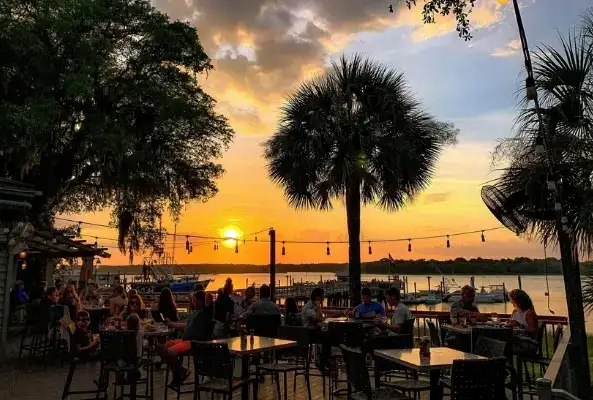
left=221, top=226, right=242, bottom=248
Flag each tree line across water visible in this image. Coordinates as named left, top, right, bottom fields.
left=101, top=257, right=573, bottom=276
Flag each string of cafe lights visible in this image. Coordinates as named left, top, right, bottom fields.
left=55, top=216, right=506, bottom=256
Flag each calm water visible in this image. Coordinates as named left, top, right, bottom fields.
left=115, top=271, right=589, bottom=330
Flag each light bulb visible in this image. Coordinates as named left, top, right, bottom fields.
left=368, top=242, right=372, bottom=255
left=282, top=242, right=286, bottom=256
left=408, top=239, right=412, bottom=252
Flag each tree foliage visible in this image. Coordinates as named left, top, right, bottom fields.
left=0, top=0, right=234, bottom=259
left=264, top=55, right=457, bottom=304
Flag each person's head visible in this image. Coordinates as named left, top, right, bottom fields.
left=385, top=287, right=401, bottom=306
left=285, top=297, right=298, bottom=314
left=68, top=280, right=77, bottom=288
left=509, top=289, right=534, bottom=312
left=194, top=290, right=206, bottom=310
left=259, top=284, right=271, bottom=299
left=114, top=285, right=126, bottom=298
left=126, top=313, right=141, bottom=331
left=245, top=286, right=256, bottom=300
left=460, top=285, right=476, bottom=305
left=194, top=284, right=204, bottom=293
left=86, top=283, right=97, bottom=294
left=62, top=284, right=78, bottom=300
left=158, top=287, right=176, bottom=310
left=310, top=288, right=324, bottom=305
left=127, top=294, right=144, bottom=315
left=128, top=289, right=138, bottom=298
left=56, top=281, right=65, bottom=293
left=45, top=286, right=57, bottom=301
left=75, top=310, right=90, bottom=331
left=361, top=287, right=372, bottom=304
left=223, top=281, right=233, bottom=295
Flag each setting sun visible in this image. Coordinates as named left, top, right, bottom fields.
left=221, top=226, right=242, bottom=248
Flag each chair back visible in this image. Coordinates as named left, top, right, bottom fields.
left=278, top=325, right=312, bottom=364
left=340, top=345, right=372, bottom=398
left=400, top=318, right=415, bottom=348
left=450, top=357, right=506, bottom=399
left=99, top=330, right=138, bottom=365
left=328, top=322, right=365, bottom=347
left=471, top=326, right=513, bottom=360
left=247, top=314, right=282, bottom=337
left=535, top=322, right=546, bottom=356
left=427, top=321, right=441, bottom=346
left=192, top=342, right=232, bottom=380
left=474, top=336, right=506, bottom=358
left=437, top=316, right=451, bottom=345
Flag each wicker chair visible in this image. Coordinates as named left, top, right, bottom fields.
left=470, top=326, right=513, bottom=360
left=256, top=325, right=313, bottom=400
left=192, top=342, right=258, bottom=399
left=449, top=358, right=507, bottom=400
left=340, top=345, right=411, bottom=400
left=427, top=321, right=441, bottom=347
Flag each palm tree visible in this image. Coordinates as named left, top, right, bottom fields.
left=493, top=11, right=593, bottom=395
left=264, top=55, right=458, bottom=305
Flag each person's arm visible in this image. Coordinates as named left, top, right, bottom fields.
left=242, top=302, right=256, bottom=320
left=76, top=336, right=99, bottom=352
left=165, top=319, right=186, bottom=331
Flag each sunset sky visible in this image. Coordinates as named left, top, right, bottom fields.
left=62, top=0, right=592, bottom=266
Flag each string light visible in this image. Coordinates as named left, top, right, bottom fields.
left=446, top=235, right=451, bottom=248
left=368, top=241, right=372, bottom=255
left=255, top=235, right=258, bottom=242
left=282, top=241, right=286, bottom=255
left=94, top=237, right=98, bottom=246
left=189, top=243, right=193, bottom=254
left=407, top=239, right=412, bottom=252
left=481, top=231, right=486, bottom=243
left=326, top=242, right=330, bottom=256
left=185, top=236, right=190, bottom=251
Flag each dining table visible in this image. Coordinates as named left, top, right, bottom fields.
left=374, top=347, right=486, bottom=400
left=206, top=336, right=297, bottom=400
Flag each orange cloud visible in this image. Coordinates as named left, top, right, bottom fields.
left=491, top=39, right=522, bottom=57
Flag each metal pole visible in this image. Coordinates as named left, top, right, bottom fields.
left=517, top=275, right=522, bottom=289
left=269, top=229, right=276, bottom=301
left=426, top=276, right=431, bottom=292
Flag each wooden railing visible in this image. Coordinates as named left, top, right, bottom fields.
left=537, top=327, right=582, bottom=399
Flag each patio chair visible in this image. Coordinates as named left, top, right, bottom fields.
left=449, top=357, right=507, bottom=400
left=340, top=345, right=411, bottom=400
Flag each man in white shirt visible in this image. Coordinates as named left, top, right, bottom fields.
left=379, top=287, right=412, bottom=333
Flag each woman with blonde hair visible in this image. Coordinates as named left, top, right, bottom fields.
left=109, top=285, right=128, bottom=316
left=59, top=284, right=81, bottom=318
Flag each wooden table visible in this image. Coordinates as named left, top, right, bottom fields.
left=374, top=347, right=486, bottom=400
left=207, top=336, right=297, bottom=400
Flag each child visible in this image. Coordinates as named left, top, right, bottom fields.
left=126, top=313, right=145, bottom=358
left=72, top=310, right=99, bottom=359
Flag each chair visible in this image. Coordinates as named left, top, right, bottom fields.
left=61, top=335, right=109, bottom=400
left=246, top=314, right=282, bottom=337
left=327, top=322, right=365, bottom=398
left=449, top=358, right=507, bottom=400
left=427, top=321, right=441, bottom=347
left=437, top=316, right=451, bottom=346
left=99, top=330, right=147, bottom=399
left=471, top=326, right=513, bottom=361
left=256, top=325, right=313, bottom=400
left=520, top=324, right=563, bottom=394
left=340, top=345, right=411, bottom=400
left=192, top=342, right=258, bottom=399
left=400, top=319, right=415, bottom=348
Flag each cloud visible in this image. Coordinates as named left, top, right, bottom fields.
left=152, top=0, right=508, bottom=135
left=491, top=39, right=522, bottom=57
left=423, top=192, right=452, bottom=204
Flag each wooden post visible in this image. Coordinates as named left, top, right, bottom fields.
left=536, top=378, right=552, bottom=400
left=470, top=276, right=475, bottom=288
left=517, top=275, right=522, bottom=289
left=426, top=276, right=431, bottom=292
left=269, top=229, right=276, bottom=301
left=414, top=282, right=417, bottom=298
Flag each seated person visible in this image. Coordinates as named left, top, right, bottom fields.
left=120, top=294, right=154, bottom=322
left=347, top=288, right=387, bottom=319
left=284, top=297, right=300, bottom=326
left=507, top=289, right=539, bottom=355
left=157, top=288, right=178, bottom=322
left=301, top=288, right=331, bottom=373
left=71, top=310, right=99, bottom=360
left=242, top=284, right=280, bottom=318
left=81, top=282, right=101, bottom=303
left=378, top=287, right=412, bottom=333
left=445, top=285, right=482, bottom=349
left=157, top=291, right=213, bottom=386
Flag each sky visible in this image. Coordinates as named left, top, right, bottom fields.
left=64, top=0, right=592, bottom=266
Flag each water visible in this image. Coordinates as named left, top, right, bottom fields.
left=114, top=271, right=589, bottom=329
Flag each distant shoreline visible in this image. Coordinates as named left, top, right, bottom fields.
left=97, top=258, right=566, bottom=275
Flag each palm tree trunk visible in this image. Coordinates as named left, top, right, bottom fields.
left=557, top=228, right=591, bottom=398
left=346, top=182, right=362, bottom=307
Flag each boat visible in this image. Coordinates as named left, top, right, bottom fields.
left=442, top=285, right=507, bottom=303
left=130, top=258, right=212, bottom=293
left=335, top=271, right=349, bottom=282
left=401, top=293, right=425, bottom=305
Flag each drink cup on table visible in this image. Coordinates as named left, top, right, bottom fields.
left=491, top=313, right=499, bottom=324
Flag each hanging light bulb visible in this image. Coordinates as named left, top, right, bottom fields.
left=189, top=243, right=193, bottom=254
left=21, top=261, right=27, bottom=270
left=235, top=239, right=239, bottom=254
left=481, top=231, right=486, bottom=243
left=19, top=251, right=27, bottom=259
left=446, top=235, right=451, bottom=248
left=282, top=241, right=286, bottom=256
left=535, top=135, right=545, bottom=155
left=255, top=235, right=258, bottom=242
left=185, top=236, right=190, bottom=251
left=408, top=239, right=412, bottom=252
left=94, top=237, right=98, bottom=246
left=525, top=76, right=537, bottom=101
left=326, top=242, right=330, bottom=256
left=368, top=241, right=372, bottom=255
